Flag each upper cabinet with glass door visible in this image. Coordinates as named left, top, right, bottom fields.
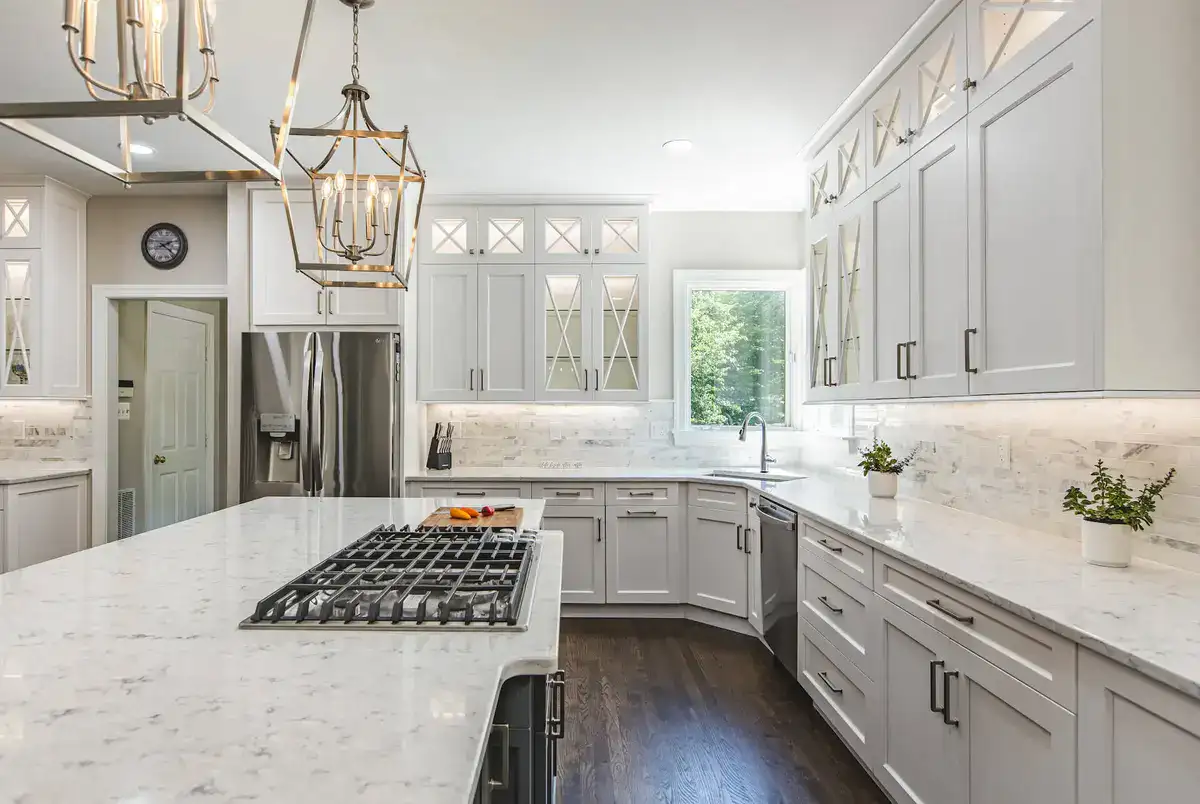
left=534, top=205, right=649, bottom=264
left=419, top=205, right=535, bottom=263
left=833, top=196, right=872, bottom=399
left=0, top=188, right=41, bottom=250
left=536, top=266, right=593, bottom=401
left=807, top=223, right=839, bottom=402
left=866, top=69, right=916, bottom=187
left=1, top=251, right=38, bottom=396
left=910, top=2, right=968, bottom=151
left=594, top=266, right=647, bottom=400
left=964, top=0, right=1096, bottom=107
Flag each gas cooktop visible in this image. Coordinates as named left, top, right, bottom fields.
left=240, top=524, right=538, bottom=631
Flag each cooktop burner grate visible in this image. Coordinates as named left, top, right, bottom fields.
left=240, top=524, right=535, bottom=630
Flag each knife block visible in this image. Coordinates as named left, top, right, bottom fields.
left=426, top=432, right=452, bottom=471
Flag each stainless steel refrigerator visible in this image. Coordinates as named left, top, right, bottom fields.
left=241, top=332, right=403, bottom=500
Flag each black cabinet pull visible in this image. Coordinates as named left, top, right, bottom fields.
left=817, top=595, right=843, bottom=614
left=736, top=524, right=743, bottom=552
left=943, top=669, right=960, bottom=727
left=469, top=368, right=474, bottom=391
left=584, top=369, right=588, bottom=391
left=596, top=517, right=602, bottom=542
left=480, top=368, right=485, bottom=391
left=930, top=659, right=945, bottom=715
left=906, top=340, right=918, bottom=379
left=555, top=490, right=582, bottom=497
left=816, top=538, right=843, bottom=554
left=817, top=671, right=843, bottom=695
left=926, top=598, right=975, bottom=624
left=896, top=342, right=905, bottom=380
left=964, top=328, right=978, bottom=374
left=744, top=527, right=752, bottom=555
left=828, top=356, right=838, bottom=386
left=457, top=491, right=487, bottom=497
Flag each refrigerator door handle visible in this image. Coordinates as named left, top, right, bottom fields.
left=312, top=335, right=327, bottom=495
left=299, top=333, right=316, bottom=495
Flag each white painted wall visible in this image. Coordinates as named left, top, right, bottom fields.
left=87, top=196, right=227, bottom=286
left=647, top=211, right=805, bottom=398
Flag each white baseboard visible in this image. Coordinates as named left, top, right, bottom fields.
left=562, top=603, right=764, bottom=641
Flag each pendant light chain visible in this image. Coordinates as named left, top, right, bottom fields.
left=351, top=7, right=361, bottom=82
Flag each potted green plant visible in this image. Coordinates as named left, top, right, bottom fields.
left=1062, top=459, right=1176, bottom=567
left=857, top=439, right=918, bottom=499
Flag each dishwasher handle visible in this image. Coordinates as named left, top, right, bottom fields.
left=757, top=503, right=797, bottom=530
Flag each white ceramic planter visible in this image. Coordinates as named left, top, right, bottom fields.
left=1081, top=519, right=1133, bottom=568
left=868, top=471, right=899, bottom=499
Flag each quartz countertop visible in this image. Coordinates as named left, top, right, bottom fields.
left=0, top=460, right=90, bottom=484
left=0, top=496, right=559, bottom=804
left=416, top=466, right=1200, bottom=700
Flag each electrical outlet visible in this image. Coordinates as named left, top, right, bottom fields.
left=650, top=421, right=670, bottom=439
left=997, top=436, right=1012, bottom=468
left=919, top=439, right=937, bottom=455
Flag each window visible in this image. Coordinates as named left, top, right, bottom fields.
left=674, top=271, right=802, bottom=437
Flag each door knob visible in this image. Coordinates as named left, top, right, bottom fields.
left=153, top=455, right=166, bottom=465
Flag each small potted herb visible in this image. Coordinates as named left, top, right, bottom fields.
left=857, top=439, right=918, bottom=499
left=1062, top=459, right=1176, bottom=568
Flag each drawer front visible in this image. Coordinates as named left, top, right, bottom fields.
left=606, top=482, right=680, bottom=505
left=687, top=482, right=747, bottom=513
left=875, top=552, right=1077, bottom=709
left=413, top=483, right=532, bottom=499
left=799, top=619, right=872, bottom=761
left=532, top=482, right=605, bottom=505
left=799, top=560, right=872, bottom=678
left=799, top=520, right=874, bottom=588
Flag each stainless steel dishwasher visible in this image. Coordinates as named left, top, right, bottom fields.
left=758, top=498, right=799, bottom=680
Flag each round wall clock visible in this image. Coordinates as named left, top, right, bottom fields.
left=141, top=222, right=188, bottom=269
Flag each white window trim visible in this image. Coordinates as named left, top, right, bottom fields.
left=673, top=269, right=804, bottom=444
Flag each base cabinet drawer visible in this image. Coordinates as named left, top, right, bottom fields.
left=799, top=559, right=872, bottom=678
left=875, top=552, right=1076, bottom=709
left=1078, top=650, right=1200, bottom=804
left=686, top=482, right=747, bottom=513
left=799, top=620, right=872, bottom=763
left=799, top=519, right=873, bottom=588
left=412, top=483, right=532, bottom=500
left=532, top=482, right=605, bottom=505
left=606, top=482, right=680, bottom=505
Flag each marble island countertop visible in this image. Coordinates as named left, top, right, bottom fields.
left=0, top=459, right=90, bottom=484
left=0, top=496, right=559, bottom=804
left=416, top=466, right=1200, bottom=700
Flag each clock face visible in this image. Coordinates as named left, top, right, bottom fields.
left=141, top=223, right=187, bottom=269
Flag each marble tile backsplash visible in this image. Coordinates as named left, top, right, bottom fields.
left=427, top=399, right=1200, bottom=570
left=0, top=400, right=92, bottom=460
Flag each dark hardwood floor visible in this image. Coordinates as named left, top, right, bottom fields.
left=558, top=619, right=887, bottom=804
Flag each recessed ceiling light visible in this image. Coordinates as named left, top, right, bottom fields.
left=128, top=143, right=155, bottom=156
left=662, top=139, right=693, bottom=154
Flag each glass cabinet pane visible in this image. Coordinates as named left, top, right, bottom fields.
left=598, top=216, right=639, bottom=255
left=3, top=257, right=33, bottom=387
left=2, top=198, right=31, bottom=241
left=918, top=33, right=959, bottom=130
left=810, top=235, right=833, bottom=390
left=599, top=273, right=640, bottom=392
left=544, top=273, right=586, bottom=391
left=486, top=217, right=526, bottom=255
left=838, top=217, right=864, bottom=386
left=980, top=0, right=1071, bottom=79
left=544, top=217, right=585, bottom=257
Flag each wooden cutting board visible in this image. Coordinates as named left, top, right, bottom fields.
left=419, top=506, right=524, bottom=529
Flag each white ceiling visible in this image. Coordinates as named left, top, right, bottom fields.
left=0, top=0, right=933, bottom=209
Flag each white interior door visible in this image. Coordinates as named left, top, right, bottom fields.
left=145, top=301, right=214, bottom=531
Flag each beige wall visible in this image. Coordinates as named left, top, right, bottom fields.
left=648, top=211, right=805, bottom=398
left=116, top=299, right=226, bottom=536
left=88, top=195, right=227, bottom=286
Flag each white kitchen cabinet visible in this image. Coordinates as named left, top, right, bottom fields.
left=746, top=494, right=763, bottom=636
left=418, top=264, right=536, bottom=402
left=536, top=206, right=591, bottom=263
left=964, top=0, right=1096, bottom=109
left=0, top=179, right=87, bottom=399
left=418, top=264, right=480, bottom=401
left=605, top=506, right=683, bottom=604
left=909, top=2, right=968, bottom=153
left=249, top=190, right=400, bottom=329
left=1, top=474, right=90, bottom=573
left=808, top=141, right=836, bottom=225
left=533, top=263, right=648, bottom=402
left=800, top=618, right=874, bottom=763
left=866, top=69, right=914, bottom=188
left=832, top=196, right=871, bottom=399
left=966, top=29, right=1099, bottom=395
left=477, top=265, right=536, bottom=401
left=545, top=505, right=606, bottom=605
left=875, top=599, right=963, bottom=804
left=833, top=115, right=868, bottom=206
left=477, top=206, right=536, bottom=263
left=686, top=506, right=748, bottom=617
left=808, top=224, right=839, bottom=401
left=864, top=168, right=912, bottom=400
left=1078, top=650, right=1200, bottom=804
left=534, top=205, right=649, bottom=264
left=908, top=119, right=970, bottom=397
left=420, top=205, right=482, bottom=264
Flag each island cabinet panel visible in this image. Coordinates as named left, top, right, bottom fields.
left=686, top=506, right=747, bottom=617
left=546, top=504, right=606, bottom=605
left=604, top=506, right=683, bottom=604
left=1078, top=650, right=1200, bottom=804
left=2, top=475, right=89, bottom=573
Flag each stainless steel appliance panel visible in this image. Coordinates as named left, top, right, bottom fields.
left=242, top=331, right=402, bottom=501
left=759, top=498, right=799, bottom=680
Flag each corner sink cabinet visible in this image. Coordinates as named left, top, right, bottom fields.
left=410, top=474, right=1200, bottom=804
left=0, top=473, right=90, bottom=574
left=416, top=202, right=650, bottom=403
left=806, top=0, right=1200, bottom=401
left=0, top=178, right=88, bottom=398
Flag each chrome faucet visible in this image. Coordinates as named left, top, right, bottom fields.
left=738, top=412, right=777, bottom=474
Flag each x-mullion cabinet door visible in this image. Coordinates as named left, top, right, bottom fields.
left=834, top=113, right=868, bottom=206
left=908, top=119, right=970, bottom=397
left=866, top=69, right=916, bottom=188
left=806, top=223, right=839, bottom=402
left=591, top=206, right=648, bottom=264
left=535, top=265, right=594, bottom=401
left=910, top=1, right=969, bottom=152
left=0, top=250, right=40, bottom=397
left=592, top=265, right=648, bottom=402
left=809, top=143, right=837, bottom=224
left=0, top=188, right=41, bottom=249
left=832, top=197, right=873, bottom=400
left=421, top=205, right=480, bottom=264
left=536, top=206, right=591, bottom=263
left=477, top=206, right=534, bottom=263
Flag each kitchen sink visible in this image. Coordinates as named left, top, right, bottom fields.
left=708, top=468, right=806, bottom=482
